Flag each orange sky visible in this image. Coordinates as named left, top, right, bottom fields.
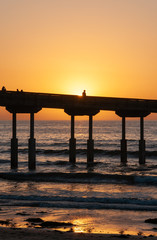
left=0, top=0, right=157, bottom=120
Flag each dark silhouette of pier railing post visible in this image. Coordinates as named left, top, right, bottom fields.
left=11, top=112, right=18, bottom=169
left=121, top=116, right=127, bottom=164
left=69, top=115, right=76, bottom=163
left=139, top=116, right=145, bottom=164
left=28, top=112, right=36, bottom=170
left=87, top=115, right=94, bottom=163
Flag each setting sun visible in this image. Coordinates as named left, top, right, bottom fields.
left=61, top=75, right=96, bottom=96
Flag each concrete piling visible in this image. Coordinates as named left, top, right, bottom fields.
left=28, top=113, right=36, bottom=170
left=87, top=115, right=94, bottom=163
left=6, top=105, right=41, bottom=170
left=28, top=138, right=36, bottom=170
left=121, top=117, right=127, bottom=164
left=69, top=115, right=76, bottom=163
left=139, top=117, right=145, bottom=164
left=11, top=112, right=18, bottom=169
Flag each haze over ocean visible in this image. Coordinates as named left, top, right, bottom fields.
left=0, top=120, right=157, bottom=235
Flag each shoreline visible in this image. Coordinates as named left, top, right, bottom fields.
left=0, top=227, right=156, bottom=240
left=0, top=205, right=157, bottom=237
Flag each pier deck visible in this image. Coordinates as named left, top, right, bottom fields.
left=0, top=90, right=157, bottom=169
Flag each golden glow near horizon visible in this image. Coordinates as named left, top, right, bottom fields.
left=0, top=0, right=157, bottom=120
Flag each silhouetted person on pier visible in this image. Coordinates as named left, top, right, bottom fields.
left=82, top=90, right=86, bottom=97
left=2, top=86, right=6, bottom=92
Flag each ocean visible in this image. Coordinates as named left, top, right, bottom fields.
left=0, top=120, right=157, bottom=236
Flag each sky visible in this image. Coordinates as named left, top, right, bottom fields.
left=0, top=0, right=157, bottom=120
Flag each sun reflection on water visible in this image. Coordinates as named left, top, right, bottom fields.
left=0, top=205, right=157, bottom=237
left=72, top=218, right=94, bottom=233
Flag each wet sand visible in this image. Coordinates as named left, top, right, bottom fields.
left=0, top=227, right=155, bottom=240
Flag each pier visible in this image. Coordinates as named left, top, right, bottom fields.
left=1, top=90, right=157, bottom=170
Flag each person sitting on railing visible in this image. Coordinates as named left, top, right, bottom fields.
left=2, top=86, right=6, bottom=92
left=82, top=90, right=86, bottom=97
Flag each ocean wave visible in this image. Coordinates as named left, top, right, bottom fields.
left=0, top=159, right=10, bottom=164
left=1, top=147, right=157, bottom=158
left=0, top=194, right=157, bottom=211
left=0, top=172, right=157, bottom=185
left=34, top=148, right=157, bottom=157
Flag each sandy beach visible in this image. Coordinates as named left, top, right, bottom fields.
left=0, top=227, right=156, bottom=240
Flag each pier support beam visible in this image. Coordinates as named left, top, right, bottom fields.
left=69, top=115, right=76, bottom=163
left=121, top=117, right=127, bottom=164
left=87, top=115, right=94, bottom=164
left=11, top=112, right=18, bottom=169
left=116, top=110, right=150, bottom=165
left=28, top=112, right=36, bottom=170
left=139, top=117, right=145, bottom=164
left=64, top=108, right=99, bottom=164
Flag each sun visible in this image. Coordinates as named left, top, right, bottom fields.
left=60, top=75, right=96, bottom=96
left=70, top=86, right=86, bottom=96
left=67, top=77, right=89, bottom=96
